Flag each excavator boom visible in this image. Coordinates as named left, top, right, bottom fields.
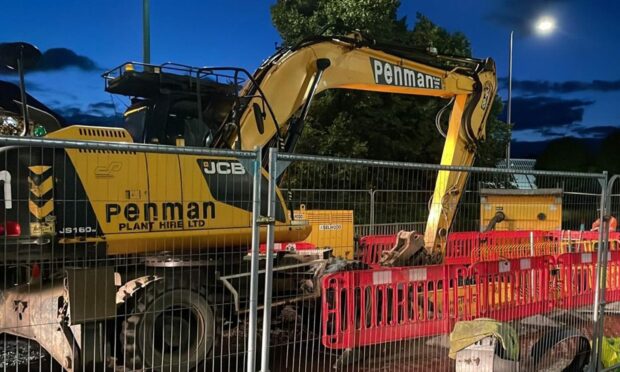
left=216, top=34, right=497, bottom=255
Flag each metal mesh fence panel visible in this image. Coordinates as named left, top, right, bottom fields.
left=597, top=174, right=620, bottom=371
left=0, top=136, right=268, bottom=372
left=261, top=151, right=607, bottom=372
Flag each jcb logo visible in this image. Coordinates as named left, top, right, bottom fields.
left=202, top=161, right=245, bottom=175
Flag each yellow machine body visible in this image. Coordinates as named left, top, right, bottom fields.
left=480, top=188, right=563, bottom=231
left=294, top=205, right=355, bottom=259
left=45, top=126, right=311, bottom=255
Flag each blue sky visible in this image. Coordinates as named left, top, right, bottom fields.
left=2, top=0, right=619, bottom=149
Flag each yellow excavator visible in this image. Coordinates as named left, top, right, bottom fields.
left=0, top=33, right=496, bottom=370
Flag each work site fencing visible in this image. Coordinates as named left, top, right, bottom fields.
left=265, top=149, right=610, bottom=372
left=598, top=175, right=620, bottom=371
left=0, top=135, right=265, bottom=372
left=0, top=135, right=616, bottom=371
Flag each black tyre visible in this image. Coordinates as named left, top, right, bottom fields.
left=121, top=278, right=215, bottom=370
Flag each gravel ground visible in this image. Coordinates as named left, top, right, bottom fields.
left=0, top=338, right=52, bottom=371
left=3, top=312, right=620, bottom=371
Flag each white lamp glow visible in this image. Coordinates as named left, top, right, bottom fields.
left=535, top=16, right=556, bottom=35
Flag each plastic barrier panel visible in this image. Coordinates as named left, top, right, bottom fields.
left=606, top=251, right=620, bottom=303
left=445, top=230, right=615, bottom=264
left=556, top=251, right=620, bottom=308
left=357, top=235, right=396, bottom=265
left=321, top=264, right=466, bottom=349
left=469, top=256, right=554, bottom=321
left=556, top=252, right=598, bottom=309
left=480, top=231, right=561, bottom=262
left=360, top=230, right=613, bottom=266
left=445, top=232, right=480, bottom=265
left=321, top=250, right=620, bottom=350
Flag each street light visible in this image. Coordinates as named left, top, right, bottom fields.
left=143, top=0, right=150, bottom=64
left=506, top=16, right=556, bottom=168
left=535, top=16, right=556, bottom=35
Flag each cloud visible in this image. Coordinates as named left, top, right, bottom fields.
left=87, top=101, right=118, bottom=116
left=35, top=48, right=98, bottom=72
left=88, top=102, right=115, bottom=111
left=0, top=77, right=42, bottom=92
left=500, top=78, right=620, bottom=94
left=572, top=125, right=620, bottom=139
left=486, top=0, right=566, bottom=34
left=503, top=96, right=593, bottom=130
left=0, top=47, right=98, bottom=73
left=57, top=106, right=122, bottom=127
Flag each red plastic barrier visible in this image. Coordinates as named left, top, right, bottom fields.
left=357, top=235, right=396, bottom=265
left=447, top=230, right=562, bottom=264
left=257, top=241, right=318, bottom=254
left=321, top=258, right=555, bottom=350
left=444, top=232, right=480, bottom=265
left=360, top=230, right=616, bottom=266
left=321, top=264, right=464, bottom=349
left=606, top=252, right=620, bottom=302
left=556, top=252, right=597, bottom=309
left=556, top=251, right=620, bottom=308
left=321, top=249, right=620, bottom=350
left=469, top=256, right=554, bottom=321
left=446, top=230, right=618, bottom=264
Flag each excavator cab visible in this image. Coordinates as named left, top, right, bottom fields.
left=103, top=62, right=238, bottom=146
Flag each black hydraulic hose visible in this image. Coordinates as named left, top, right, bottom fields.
left=483, top=211, right=506, bottom=232
left=435, top=97, right=455, bottom=138
left=284, top=58, right=331, bottom=154
left=202, top=66, right=283, bottom=149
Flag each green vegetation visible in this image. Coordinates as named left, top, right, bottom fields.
left=271, top=0, right=510, bottom=166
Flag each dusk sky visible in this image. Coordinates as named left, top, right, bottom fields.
left=2, top=0, right=619, bottom=154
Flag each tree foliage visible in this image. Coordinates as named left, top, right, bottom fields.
left=534, top=131, right=620, bottom=174
left=535, top=137, right=593, bottom=172
left=271, top=0, right=404, bottom=42
left=270, top=1, right=509, bottom=166
left=597, top=131, right=620, bottom=175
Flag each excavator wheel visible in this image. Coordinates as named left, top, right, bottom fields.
left=120, top=272, right=217, bottom=370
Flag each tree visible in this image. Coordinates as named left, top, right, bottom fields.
left=271, top=0, right=405, bottom=43
left=596, top=130, right=620, bottom=175
left=270, top=2, right=509, bottom=166
left=535, top=137, right=592, bottom=172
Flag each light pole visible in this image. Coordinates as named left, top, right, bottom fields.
left=143, top=0, right=150, bottom=64
left=506, top=30, right=513, bottom=168
left=505, top=16, right=556, bottom=168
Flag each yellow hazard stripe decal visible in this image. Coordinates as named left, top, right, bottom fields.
left=29, top=199, right=54, bottom=219
left=29, top=176, right=53, bottom=197
left=29, top=166, right=51, bottom=175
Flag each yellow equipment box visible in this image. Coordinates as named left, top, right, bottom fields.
left=294, top=205, right=354, bottom=259
left=480, top=188, right=562, bottom=231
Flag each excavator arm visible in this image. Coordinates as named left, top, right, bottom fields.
left=214, top=34, right=497, bottom=256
